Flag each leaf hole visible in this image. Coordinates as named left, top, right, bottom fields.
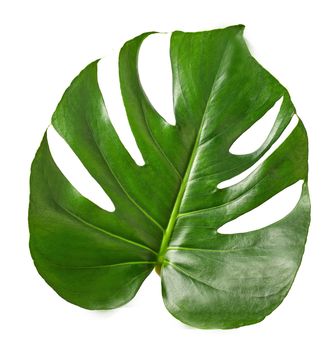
left=229, top=97, right=283, bottom=155
left=138, top=33, right=176, bottom=126
left=218, top=114, right=299, bottom=189
left=47, top=126, right=115, bottom=212
left=217, top=180, right=304, bottom=234
left=98, top=54, right=145, bottom=166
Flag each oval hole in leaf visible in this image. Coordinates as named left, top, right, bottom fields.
left=98, top=55, right=145, bottom=166
left=218, top=115, right=299, bottom=189
left=47, top=126, right=115, bottom=212
left=229, top=97, right=283, bottom=155
left=218, top=180, right=304, bottom=234
left=138, top=33, right=175, bottom=125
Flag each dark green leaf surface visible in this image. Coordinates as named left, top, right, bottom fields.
left=29, top=25, right=310, bottom=328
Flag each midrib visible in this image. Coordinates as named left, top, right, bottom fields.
left=155, top=58, right=225, bottom=273
left=155, top=119, right=204, bottom=273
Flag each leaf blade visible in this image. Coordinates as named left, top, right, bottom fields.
left=29, top=25, right=310, bottom=328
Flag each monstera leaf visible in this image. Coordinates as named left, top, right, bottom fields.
left=29, top=25, right=310, bottom=329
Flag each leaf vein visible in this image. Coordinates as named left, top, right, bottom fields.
left=54, top=201, right=158, bottom=255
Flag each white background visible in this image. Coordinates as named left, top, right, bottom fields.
left=1, top=0, right=335, bottom=349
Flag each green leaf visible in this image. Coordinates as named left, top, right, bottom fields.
left=29, top=25, right=310, bottom=329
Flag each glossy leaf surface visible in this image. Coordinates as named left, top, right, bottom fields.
left=29, top=25, right=310, bottom=329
